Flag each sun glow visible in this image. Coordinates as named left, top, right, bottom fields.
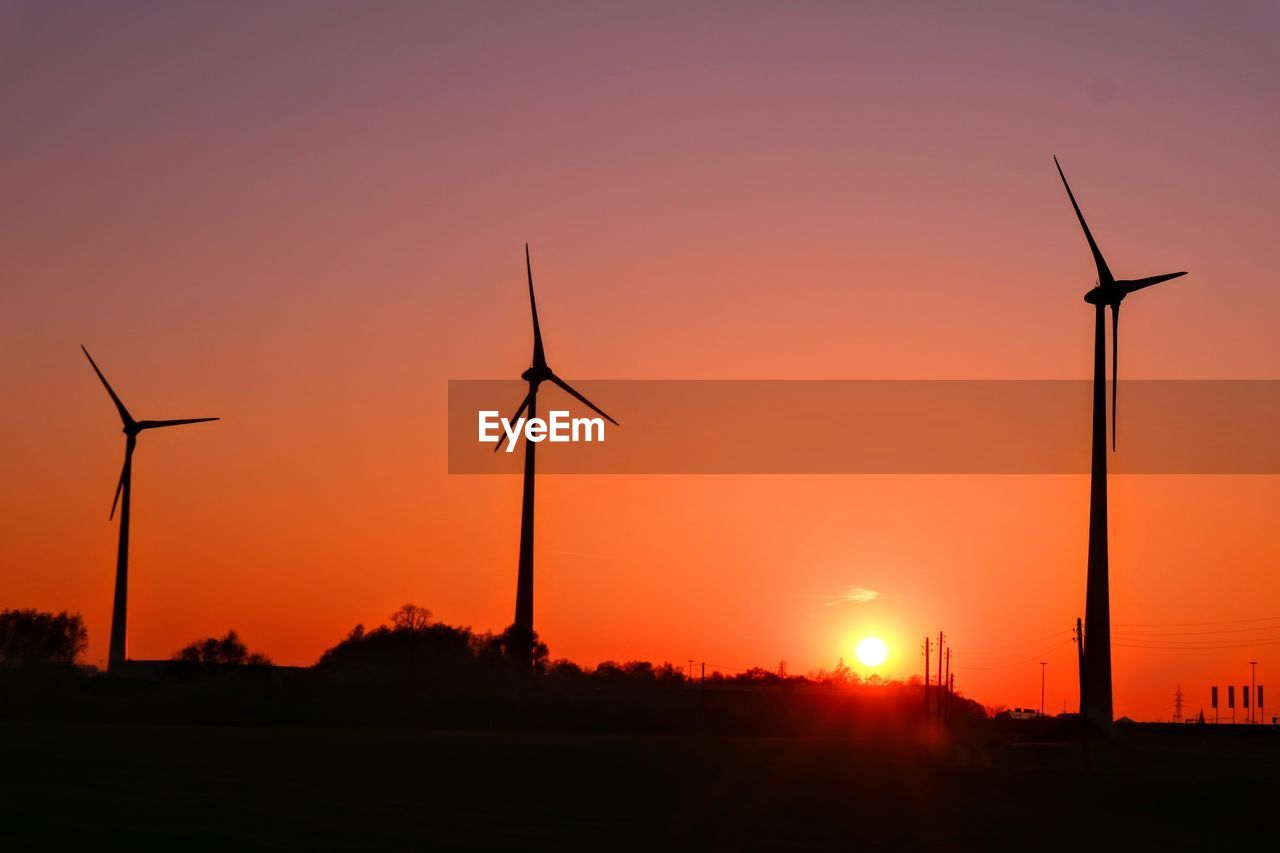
left=855, top=636, right=888, bottom=668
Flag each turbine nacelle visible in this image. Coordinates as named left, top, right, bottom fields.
left=1084, top=284, right=1123, bottom=306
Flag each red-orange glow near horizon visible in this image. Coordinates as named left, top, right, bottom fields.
left=2, top=4, right=1280, bottom=721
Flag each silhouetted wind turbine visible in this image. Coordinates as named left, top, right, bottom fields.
left=82, top=346, right=219, bottom=672
left=496, top=246, right=617, bottom=662
left=1054, top=157, right=1186, bottom=729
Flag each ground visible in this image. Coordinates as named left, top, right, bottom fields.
left=0, top=722, right=1271, bottom=850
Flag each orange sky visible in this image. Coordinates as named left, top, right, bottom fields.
left=2, top=2, right=1279, bottom=720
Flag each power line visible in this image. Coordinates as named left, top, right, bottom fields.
left=1113, top=625, right=1280, bottom=637
left=1114, top=637, right=1280, bottom=650
left=952, top=640, right=1074, bottom=671
left=954, top=642, right=1079, bottom=662
left=1115, top=615, right=1280, bottom=628
left=952, top=629, right=1072, bottom=653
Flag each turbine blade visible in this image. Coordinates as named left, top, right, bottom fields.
left=138, top=417, right=220, bottom=430
left=109, top=465, right=124, bottom=521
left=81, top=346, right=134, bottom=425
left=548, top=374, right=619, bottom=426
left=1123, top=271, right=1187, bottom=294
left=526, top=244, right=546, bottom=368
left=493, top=390, right=533, bottom=452
left=109, top=438, right=135, bottom=521
left=1053, top=157, right=1114, bottom=285
left=1111, top=303, right=1119, bottom=452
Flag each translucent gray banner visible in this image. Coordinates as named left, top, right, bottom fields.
left=448, top=380, right=1280, bottom=474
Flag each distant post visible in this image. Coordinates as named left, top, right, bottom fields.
left=1250, top=661, right=1258, bottom=724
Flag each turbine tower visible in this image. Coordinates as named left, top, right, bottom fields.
left=1054, top=158, right=1187, bottom=728
left=82, top=346, right=219, bottom=672
left=496, top=246, right=617, bottom=662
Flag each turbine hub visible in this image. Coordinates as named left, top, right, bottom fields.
left=521, top=365, right=550, bottom=384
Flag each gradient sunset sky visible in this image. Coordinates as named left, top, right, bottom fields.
left=3, top=1, right=1279, bottom=720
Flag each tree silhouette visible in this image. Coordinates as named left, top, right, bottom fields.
left=317, top=604, right=478, bottom=675
left=809, top=658, right=861, bottom=687
left=173, top=630, right=272, bottom=665
left=390, top=604, right=434, bottom=632
left=0, top=609, right=88, bottom=667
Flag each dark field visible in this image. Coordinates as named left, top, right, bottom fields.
left=1, top=721, right=1274, bottom=850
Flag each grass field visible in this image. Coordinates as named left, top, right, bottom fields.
left=0, top=721, right=1273, bottom=850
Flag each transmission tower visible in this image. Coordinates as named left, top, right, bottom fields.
left=1173, top=684, right=1185, bottom=723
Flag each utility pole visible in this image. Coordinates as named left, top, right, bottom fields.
left=1250, top=661, right=1258, bottom=724
left=688, top=659, right=694, bottom=682
left=944, top=647, right=952, bottom=723
left=948, top=673, right=955, bottom=720
left=1040, top=661, right=1047, bottom=717
left=923, top=637, right=931, bottom=720
left=1074, top=617, right=1086, bottom=721
left=936, top=631, right=945, bottom=721
left=1173, top=685, right=1184, bottom=723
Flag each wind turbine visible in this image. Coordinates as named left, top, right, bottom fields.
left=1054, top=157, right=1187, bottom=729
left=81, top=346, right=219, bottom=672
left=495, top=245, right=617, bottom=662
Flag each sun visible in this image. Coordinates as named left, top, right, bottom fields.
left=855, top=636, right=888, bottom=668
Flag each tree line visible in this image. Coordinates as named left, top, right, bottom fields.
left=0, top=605, right=986, bottom=735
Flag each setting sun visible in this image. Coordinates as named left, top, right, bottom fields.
left=855, top=637, right=888, bottom=669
